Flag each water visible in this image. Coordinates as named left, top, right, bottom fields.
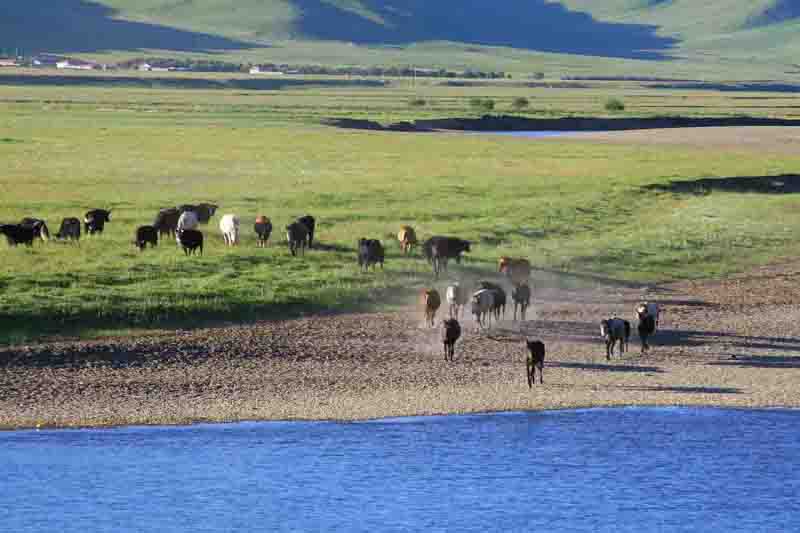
left=3, top=408, right=800, bottom=532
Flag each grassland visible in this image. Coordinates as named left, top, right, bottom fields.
left=2, top=77, right=800, bottom=344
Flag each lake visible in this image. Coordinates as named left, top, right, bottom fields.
left=3, top=407, right=799, bottom=532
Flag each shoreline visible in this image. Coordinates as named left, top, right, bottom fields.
left=3, top=262, right=800, bottom=430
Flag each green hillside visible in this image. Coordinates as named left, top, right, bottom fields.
left=3, top=1, right=800, bottom=79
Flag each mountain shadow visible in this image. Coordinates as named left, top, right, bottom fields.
left=291, top=0, right=678, bottom=60
left=1, top=0, right=261, bottom=54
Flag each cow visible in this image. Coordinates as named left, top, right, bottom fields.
left=499, top=257, right=531, bottom=286
left=179, top=203, right=218, bottom=224
left=471, top=289, right=495, bottom=330
left=297, top=215, right=315, bottom=248
left=512, top=283, right=531, bottom=321
left=397, top=225, right=418, bottom=255
left=0, top=224, right=35, bottom=246
left=219, top=214, right=240, bottom=246
left=526, top=339, right=546, bottom=387
left=286, top=221, right=309, bottom=257
left=20, top=218, right=50, bottom=242
left=358, top=238, right=385, bottom=271
left=134, top=225, right=158, bottom=251
left=478, top=281, right=506, bottom=321
left=635, top=302, right=661, bottom=329
left=254, top=216, right=272, bottom=247
left=638, top=314, right=656, bottom=354
left=54, top=217, right=81, bottom=242
left=422, top=236, right=471, bottom=278
left=446, top=283, right=469, bottom=319
left=442, top=318, right=461, bottom=361
left=421, top=288, right=441, bottom=328
left=176, top=210, right=199, bottom=241
left=600, top=318, right=627, bottom=360
left=178, top=229, right=203, bottom=256
left=84, top=209, right=111, bottom=235
left=153, top=208, right=180, bottom=238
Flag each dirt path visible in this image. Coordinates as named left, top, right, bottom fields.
left=3, top=263, right=800, bottom=429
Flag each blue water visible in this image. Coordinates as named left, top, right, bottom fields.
left=3, top=408, right=800, bottom=532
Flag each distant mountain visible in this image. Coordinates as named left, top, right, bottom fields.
left=3, top=1, right=800, bottom=77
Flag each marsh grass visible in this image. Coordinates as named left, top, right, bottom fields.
left=3, top=83, right=800, bottom=343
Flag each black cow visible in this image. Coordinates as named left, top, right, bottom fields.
left=254, top=216, right=272, bottom=247
left=0, top=224, right=35, bottom=246
left=153, top=208, right=180, bottom=238
left=422, top=236, right=471, bottom=278
left=55, top=217, right=81, bottom=242
left=286, top=221, right=308, bottom=257
left=526, top=339, right=546, bottom=387
left=512, top=284, right=531, bottom=321
left=478, top=280, right=507, bottom=321
left=134, top=225, right=158, bottom=251
left=179, top=203, right=218, bottom=224
left=84, top=209, right=111, bottom=235
left=178, top=229, right=203, bottom=256
left=638, top=314, right=656, bottom=354
left=20, top=218, right=50, bottom=241
left=442, top=318, right=462, bottom=362
left=297, top=215, right=315, bottom=248
left=358, top=238, right=385, bottom=272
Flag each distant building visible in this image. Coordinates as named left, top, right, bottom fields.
left=56, top=59, right=95, bottom=70
left=249, top=66, right=284, bottom=75
left=137, top=63, right=152, bottom=71
left=0, top=59, right=18, bottom=67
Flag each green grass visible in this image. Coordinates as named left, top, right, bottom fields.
left=2, top=82, right=800, bottom=344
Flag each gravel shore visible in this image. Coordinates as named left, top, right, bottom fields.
left=3, top=263, right=800, bottom=429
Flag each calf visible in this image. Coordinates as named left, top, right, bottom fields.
left=84, top=209, right=111, bottom=235
left=422, top=288, right=441, bottom=328
left=442, top=318, right=461, bottom=361
left=512, top=283, right=531, bottom=321
left=358, top=238, right=385, bottom=271
left=178, top=229, right=203, bottom=256
left=254, top=216, right=272, bottom=247
left=600, top=318, right=627, bottom=360
left=134, top=225, right=158, bottom=251
left=286, top=221, right=309, bottom=256
left=446, top=283, right=468, bottom=318
left=297, top=215, right=315, bottom=248
left=55, top=217, right=81, bottom=242
left=499, top=257, right=531, bottom=285
left=635, top=302, right=661, bottom=329
left=153, top=208, right=180, bottom=238
left=397, top=225, right=418, bottom=255
left=526, top=339, right=546, bottom=387
left=0, top=224, right=34, bottom=246
left=219, top=214, right=241, bottom=246
left=20, top=218, right=50, bottom=242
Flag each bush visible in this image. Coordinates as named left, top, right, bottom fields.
left=470, top=97, right=495, bottom=112
left=408, top=97, right=427, bottom=107
left=511, top=97, right=530, bottom=111
left=604, top=97, right=625, bottom=112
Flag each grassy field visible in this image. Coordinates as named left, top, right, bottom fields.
left=2, top=79, right=800, bottom=344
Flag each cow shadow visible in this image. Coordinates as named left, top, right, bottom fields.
left=549, top=361, right=664, bottom=373
left=709, top=355, right=800, bottom=369
left=643, top=174, right=800, bottom=196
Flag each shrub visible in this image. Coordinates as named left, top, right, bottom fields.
left=470, top=97, right=495, bottom=112
left=604, top=97, right=625, bottom=112
left=511, top=97, right=530, bottom=111
left=408, top=97, right=427, bottom=107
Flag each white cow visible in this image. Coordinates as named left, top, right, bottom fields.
left=219, top=214, right=241, bottom=246
left=175, top=211, right=199, bottom=242
left=446, top=283, right=468, bottom=319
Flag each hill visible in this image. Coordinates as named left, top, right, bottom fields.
left=3, top=1, right=800, bottom=79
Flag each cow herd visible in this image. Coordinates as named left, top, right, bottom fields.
left=2, top=205, right=663, bottom=388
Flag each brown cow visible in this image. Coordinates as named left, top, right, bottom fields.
left=421, top=288, right=441, bottom=328
left=397, top=225, right=418, bottom=255
left=499, top=257, right=531, bottom=285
